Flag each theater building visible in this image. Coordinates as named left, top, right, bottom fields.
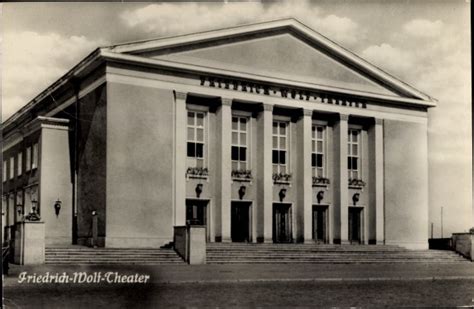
left=2, top=19, right=436, bottom=250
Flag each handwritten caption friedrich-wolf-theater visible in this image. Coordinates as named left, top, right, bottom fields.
left=18, top=272, right=150, bottom=284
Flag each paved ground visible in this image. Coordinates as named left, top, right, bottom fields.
left=3, top=263, right=474, bottom=308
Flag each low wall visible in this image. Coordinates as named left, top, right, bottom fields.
left=188, top=226, right=206, bottom=265
left=13, top=221, right=45, bottom=265
left=452, top=232, right=474, bottom=261
left=174, top=226, right=187, bottom=260
left=173, top=225, right=206, bottom=264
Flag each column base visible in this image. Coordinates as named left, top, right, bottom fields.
left=340, top=240, right=351, bottom=245
left=256, top=237, right=273, bottom=243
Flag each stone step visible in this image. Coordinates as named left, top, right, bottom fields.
left=44, top=247, right=184, bottom=264
left=207, top=260, right=466, bottom=264
left=207, top=252, right=462, bottom=259
left=206, top=245, right=405, bottom=250
left=205, top=244, right=467, bottom=264
left=207, top=252, right=463, bottom=255
left=207, top=255, right=463, bottom=260
left=206, top=249, right=461, bottom=254
left=45, top=252, right=178, bottom=256
left=46, top=261, right=183, bottom=264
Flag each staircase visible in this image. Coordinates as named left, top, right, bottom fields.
left=45, top=247, right=184, bottom=265
left=207, top=243, right=468, bottom=264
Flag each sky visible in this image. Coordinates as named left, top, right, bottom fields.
left=1, top=1, right=471, bottom=235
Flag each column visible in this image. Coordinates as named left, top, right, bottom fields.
left=369, top=118, right=385, bottom=244
left=257, top=104, right=273, bottom=242
left=216, top=98, right=232, bottom=242
left=333, top=114, right=349, bottom=244
left=297, top=109, right=313, bottom=243
left=174, top=92, right=187, bottom=226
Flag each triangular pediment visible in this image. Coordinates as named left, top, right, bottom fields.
left=106, top=19, right=434, bottom=103
left=144, top=33, right=397, bottom=97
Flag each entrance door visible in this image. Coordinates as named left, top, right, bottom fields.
left=186, top=199, right=208, bottom=226
left=348, top=207, right=362, bottom=244
left=231, top=202, right=251, bottom=242
left=313, top=206, right=328, bottom=243
left=273, top=203, right=292, bottom=243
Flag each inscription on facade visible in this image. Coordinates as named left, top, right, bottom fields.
left=200, top=76, right=367, bottom=109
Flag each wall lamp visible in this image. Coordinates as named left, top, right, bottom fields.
left=279, top=188, right=287, bottom=202
left=54, top=199, right=62, bottom=217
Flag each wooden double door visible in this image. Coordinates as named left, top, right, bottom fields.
left=349, top=207, right=363, bottom=244
left=313, top=206, right=329, bottom=243
left=231, top=201, right=251, bottom=242
left=186, top=199, right=208, bottom=226
left=273, top=203, right=292, bottom=243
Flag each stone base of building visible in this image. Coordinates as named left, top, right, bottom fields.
left=104, top=236, right=173, bottom=248
left=77, top=236, right=106, bottom=248
left=386, top=240, right=428, bottom=250
left=45, top=237, right=72, bottom=246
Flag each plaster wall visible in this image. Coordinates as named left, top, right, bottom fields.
left=77, top=86, right=107, bottom=246
left=40, top=124, right=73, bottom=245
left=384, top=120, right=429, bottom=249
left=106, top=82, right=174, bottom=247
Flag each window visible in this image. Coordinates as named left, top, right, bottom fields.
left=187, top=111, right=206, bottom=168
left=32, top=143, right=38, bottom=169
left=231, top=117, right=248, bottom=170
left=312, top=125, right=325, bottom=177
left=348, top=129, right=360, bottom=179
left=9, top=157, right=14, bottom=179
left=2, top=161, right=7, bottom=182
left=17, top=152, right=22, bottom=177
left=26, top=146, right=31, bottom=171
left=272, top=121, right=288, bottom=174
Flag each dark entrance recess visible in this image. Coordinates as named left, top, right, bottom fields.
left=273, top=203, right=292, bottom=243
left=312, top=205, right=328, bottom=243
left=349, top=207, right=363, bottom=244
left=186, top=199, right=208, bottom=226
left=231, top=201, right=251, bottom=242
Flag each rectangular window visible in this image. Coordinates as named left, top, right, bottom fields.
left=311, top=125, right=325, bottom=177
left=231, top=116, right=248, bottom=170
left=348, top=129, right=360, bottom=179
left=3, top=160, right=7, bottom=182
left=187, top=111, right=206, bottom=168
left=272, top=121, right=288, bottom=174
left=9, top=157, right=14, bottom=179
left=32, top=143, right=38, bottom=169
left=17, top=152, right=22, bottom=177
left=26, top=146, right=31, bottom=171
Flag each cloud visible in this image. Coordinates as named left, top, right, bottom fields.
left=403, top=19, right=444, bottom=38
left=359, top=17, right=470, bottom=176
left=312, top=14, right=361, bottom=46
left=2, top=31, right=107, bottom=121
left=360, top=43, right=415, bottom=77
left=120, top=2, right=363, bottom=46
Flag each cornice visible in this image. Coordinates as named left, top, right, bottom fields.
left=104, top=18, right=435, bottom=102
left=101, top=51, right=436, bottom=109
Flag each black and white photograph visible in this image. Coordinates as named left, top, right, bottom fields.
left=1, top=1, right=472, bottom=307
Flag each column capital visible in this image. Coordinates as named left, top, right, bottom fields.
left=175, top=91, right=187, bottom=101
left=221, top=98, right=233, bottom=106
left=339, top=113, right=349, bottom=121
left=302, top=109, right=313, bottom=117
left=262, top=104, right=273, bottom=112
left=374, top=118, right=384, bottom=125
